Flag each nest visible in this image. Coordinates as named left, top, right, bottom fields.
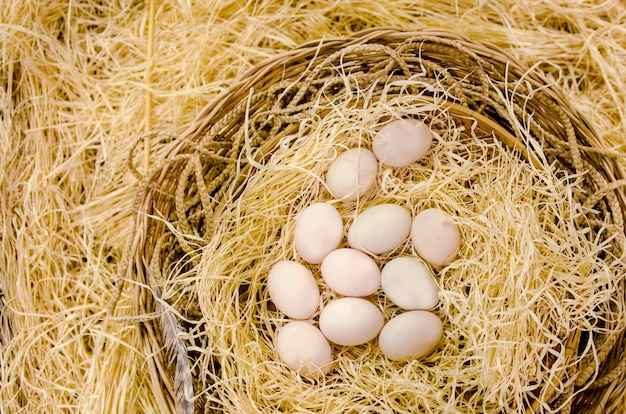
left=119, top=28, right=626, bottom=413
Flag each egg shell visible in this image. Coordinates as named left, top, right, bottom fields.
left=381, top=256, right=439, bottom=310
left=275, top=321, right=333, bottom=378
left=372, top=119, right=433, bottom=167
left=325, top=148, right=378, bottom=201
left=267, top=261, right=320, bottom=319
left=411, top=208, right=461, bottom=267
left=294, top=202, right=344, bottom=264
left=319, top=297, right=384, bottom=346
left=347, top=203, right=412, bottom=255
left=378, top=310, right=443, bottom=361
left=321, top=248, right=381, bottom=297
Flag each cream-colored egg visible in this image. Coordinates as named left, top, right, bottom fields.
left=381, top=257, right=439, bottom=310
left=319, top=297, right=384, bottom=346
left=378, top=311, right=443, bottom=361
left=325, top=148, right=378, bottom=201
left=320, top=248, right=381, bottom=297
left=275, top=321, right=333, bottom=378
left=372, top=119, right=433, bottom=167
left=267, top=261, right=320, bottom=319
left=411, top=208, right=461, bottom=266
left=347, top=203, right=411, bottom=255
left=294, top=202, right=344, bottom=264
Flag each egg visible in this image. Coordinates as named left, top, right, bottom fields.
left=319, top=297, right=384, bottom=346
left=294, top=202, right=344, bottom=264
left=372, top=119, right=433, bottom=167
left=320, top=248, right=381, bottom=297
left=411, top=208, right=461, bottom=267
left=325, top=148, right=378, bottom=201
left=267, top=261, right=320, bottom=319
left=275, top=321, right=333, bottom=378
left=347, top=203, right=411, bottom=255
left=380, top=256, right=439, bottom=310
left=378, top=310, right=443, bottom=361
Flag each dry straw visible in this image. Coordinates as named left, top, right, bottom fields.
left=4, top=2, right=626, bottom=413
left=119, top=27, right=626, bottom=413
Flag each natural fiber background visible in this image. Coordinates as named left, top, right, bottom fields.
left=2, top=1, right=626, bottom=413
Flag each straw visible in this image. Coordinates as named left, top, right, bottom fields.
left=123, top=28, right=626, bottom=413
left=3, top=2, right=626, bottom=413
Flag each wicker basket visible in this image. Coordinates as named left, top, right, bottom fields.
left=120, top=27, right=626, bottom=413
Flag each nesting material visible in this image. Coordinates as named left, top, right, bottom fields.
left=115, top=27, right=626, bottom=414
left=190, top=71, right=624, bottom=412
left=4, top=1, right=626, bottom=413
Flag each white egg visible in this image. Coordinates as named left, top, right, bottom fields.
left=325, top=148, right=378, bottom=201
left=347, top=203, right=411, bottom=255
left=319, top=297, right=384, bottom=346
left=267, top=261, right=320, bottom=319
left=372, top=119, right=433, bottom=167
left=294, top=202, right=344, bottom=264
left=381, top=256, right=439, bottom=310
left=378, top=310, right=443, bottom=361
left=275, top=321, right=333, bottom=378
left=320, top=248, right=381, bottom=297
left=411, top=208, right=461, bottom=267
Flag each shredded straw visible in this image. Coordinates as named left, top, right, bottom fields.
left=181, top=73, right=625, bottom=413
left=2, top=1, right=626, bottom=413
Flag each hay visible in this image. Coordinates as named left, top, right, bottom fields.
left=191, top=78, right=624, bottom=412
left=126, top=28, right=626, bottom=413
left=1, top=1, right=626, bottom=413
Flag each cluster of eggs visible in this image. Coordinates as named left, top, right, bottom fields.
left=267, top=119, right=462, bottom=379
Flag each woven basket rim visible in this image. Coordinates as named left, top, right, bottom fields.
left=119, top=26, right=626, bottom=414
